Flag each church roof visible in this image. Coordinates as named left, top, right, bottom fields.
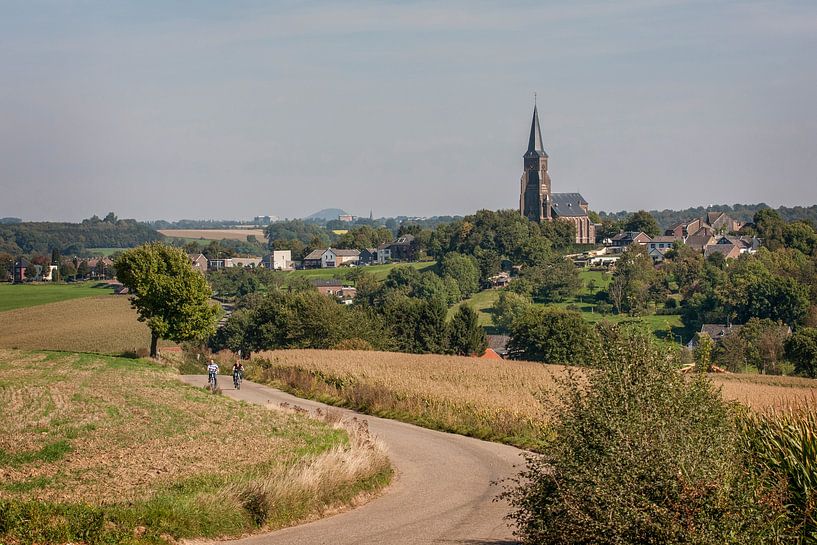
left=550, top=193, right=589, bottom=217
left=525, top=105, right=548, bottom=158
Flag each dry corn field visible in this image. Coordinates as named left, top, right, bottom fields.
left=247, top=349, right=817, bottom=449
left=0, top=349, right=390, bottom=543
left=0, top=296, right=171, bottom=355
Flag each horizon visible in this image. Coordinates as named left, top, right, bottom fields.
left=2, top=1, right=816, bottom=222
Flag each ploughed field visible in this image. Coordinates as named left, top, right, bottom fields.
left=246, top=349, right=817, bottom=450
left=0, top=349, right=389, bottom=544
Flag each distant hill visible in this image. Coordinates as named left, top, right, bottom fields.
left=306, top=208, right=349, bottom=221
left=599, top=203, right=817, bottom=229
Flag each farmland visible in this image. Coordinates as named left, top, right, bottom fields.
left=0, top=282, right=116, bottom=312
left=246, top=349, right=817, bottom=450
left=0, top=296, right=167, bottom=355
left=158, top=228, right=267, bottom=241
left=286, top=261, right=436, bottom=284
left=0, top=349, right=390, bottom=544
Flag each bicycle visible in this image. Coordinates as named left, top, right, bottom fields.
left=208, top=372, right=218, bottom=391
left=233, top=370, right=242, bottom=390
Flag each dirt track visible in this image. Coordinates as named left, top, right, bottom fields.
left=179, top=376, right=522, bottom=545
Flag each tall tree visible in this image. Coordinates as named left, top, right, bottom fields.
left=440, top=252, right=480, bottom=298
left=115, top=243, right=219, bottom=357
left=507, top=307, right=597, bottom=364
left=786, top=327, right=817, bottom=378
left=623, top=210, right=661, bottom=237
left=447, top=305, right=487, bottom=356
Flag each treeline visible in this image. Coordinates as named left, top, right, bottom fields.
left=599, top=203, right=817, bottom=230
left=0, top=213, right=161, bottom=256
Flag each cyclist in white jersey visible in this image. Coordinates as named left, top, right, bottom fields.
left=207, top=360, right=219, bottom=387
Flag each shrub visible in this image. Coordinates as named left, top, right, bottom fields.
left=503, top=326, right=785, bottom=544
left=506, top=307, right=597, bottom=364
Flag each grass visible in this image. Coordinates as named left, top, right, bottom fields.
left=284, top=262, right=436, bottom=285
left=0, top=296, right=174, bottom=355
left=0, top=282, right=116, bottom=312
left=0, top=349, right=390, bottom=544
left=450, top=289, right=500, bottom=326
left=244, top=349, right=817, bottom=451
left=86, top=247, right=127, bottom=257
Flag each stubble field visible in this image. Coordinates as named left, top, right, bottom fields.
left=245, top=349, right=817, bottom=450
left=158, top=228, right=267, bottom=241
left=0, top=349, right=390, bottom=544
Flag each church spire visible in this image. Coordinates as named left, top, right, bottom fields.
left=526, top=104, right=547, bottom=158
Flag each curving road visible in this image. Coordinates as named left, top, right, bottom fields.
left=179, top=376, right=523, bottom=545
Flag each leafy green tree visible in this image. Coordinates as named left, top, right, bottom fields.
left=608, top=244, right=656, bottom=314
left=440, top=252, right=480, bottom=298
left=783, top=221, right=817, bottom=255
left=507, top=307, right=597, bottom=364
left=447, top=305, right=487, bottom=356
left=503, top=326, right=782, bottom=545
left=115, top=243, right=220, bottom=357
left=753, top=208, right=786, bottom=250
left=622, top=210, right=661, bottom=237
left=786, top=327, right=817, bottom=378
left=540, top=219, right=576, bottom=248
left=739, top=318, right=789, bottom=375
left=737, top=275, right=809, bottom=326
left=416, top=297, right=449, bottom=353
left=491, top=290, right=532, bottom=331
left=0, top=252, right=13, bottom=281
left=59, top=261, right=77, bottom=280
left=714, top=331, right=749, bottom=372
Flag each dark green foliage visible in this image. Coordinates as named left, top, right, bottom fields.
left=600, top=203, right=817, bottom=231
left=510, top=257, right=581, bottom=303
left=504, top=327, right=784, bottom=545
left=0, top=214, right=161, bottom=255
left=334, top=225, right=394, bottom=250
left=737, top=275, right=809, bottom=326
left=786, top=327, right=817, bottom=378
left=607, top=244, right=657, bottom=314
left=207, top=267, right=284, bottom=298
left=622, top=209, right=661, bottom=236
left=754, top=208, right=787, bottom=250
left=439, top=252, right=480, bottom=298
left=491, top=290, right=533, bottom=331
left=447, top=305, right=487, bottom=356
left=507, top=307, right=596, bottom=364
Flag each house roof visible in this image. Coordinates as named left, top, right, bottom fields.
left=704, top=243, right=741, bottom=259
left=486, top=334, right=510, bottom=353
left=700, top=324, right=743, bottom=341
left=331, top=248, right=360, bottom=257
left=392, top=234, right=415, bottom=246
left=611, top=231, right=647, bottom=241
left=648, top=236, right=678, bottom=243
left=303, top=249, right=326, bottom=260
left=685, top=232, right=714, bottom=251
left=550, top=193, right=589, bottom=217
left=311, top=279, right=344, bottom=287
left=706, top=211, right=724, bottom=225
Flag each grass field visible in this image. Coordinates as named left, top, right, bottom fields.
left=0, top=282, right=116, bottom=312
left=245, top=349, right=817, bottom=450
left=0, top=349, right=390, bottom=544
left=0, top=296, right=172, bottom=355
left=158, top=228, right=267, bottom=241
left=285, top=262, right=436, bottom=284
left=86, top=247, right=127, bottom=257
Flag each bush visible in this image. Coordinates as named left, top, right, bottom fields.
left=506, top=307, right=597, bottom=364
left=503, top=326, right=785, bottom=544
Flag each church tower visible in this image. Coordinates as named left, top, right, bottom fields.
left=519, top=104, right=551, bottom=222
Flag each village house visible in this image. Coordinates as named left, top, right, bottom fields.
left=189, top=253, right=208, bottom=273
left=207, top=258, right=233, bottom=270
left=302, top=248, right=360, bottom=269
left=231, top=257, right=262, bottom=268
left=610, top=231, right=651, bottom=249
left=13, top=258, right=29, bottom=282
left=359, top=248, right=377, bottom=265
left=310, top=279, right=357, bottom=303
left=87, top=257, right=114, bottom=279
left=261, top=250, right=292, bottom=270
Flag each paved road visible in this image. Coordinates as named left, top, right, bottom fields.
left=179, top=375, right=523, bottom=545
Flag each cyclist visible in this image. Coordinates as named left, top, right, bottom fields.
left=232, top=360, right=245, bottom=390
left=207, top=359, right=219, bottom=390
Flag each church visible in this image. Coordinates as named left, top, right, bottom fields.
left=519, top=105, right=595, bottom=244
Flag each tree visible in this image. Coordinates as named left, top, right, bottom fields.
left=783, top=221, right=817, bottom=255
left=622, top=210, right=660, bottom=237
left=440, top=252, right=480, bottom=298
left=59, top=261, right=77, bottom=280
left=76, top=260, right=91, bottom=279
left=753, top=208, right=785, bottom=250
left=491, top=290, right=532, bottom=331
left=503, top=326, right=780, bottom=544
left=714, top=332, right=748, bottom=372
left=608, top=244, right=656, bottom=314
left=740, top=318, right=789, bottom=375
left=737, top=275, right=809, bottom=326
left=786, top=327, right=817, bottom=378
left=115, top=243, right=220, bottom=357
left=447, top=305, right=487, bottom=356
left=507, top=307, right=597, bottom=364
left=0, top=252, right=13, bottom=281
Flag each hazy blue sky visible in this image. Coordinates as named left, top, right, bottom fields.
left=1, top=1, right=816, bottom=221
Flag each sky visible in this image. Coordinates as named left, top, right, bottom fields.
left=1, top=1, right=816, bottom=222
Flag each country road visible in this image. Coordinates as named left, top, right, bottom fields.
left=179, top=375, right=523, bottom=545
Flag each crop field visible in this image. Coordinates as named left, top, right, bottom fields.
left=158, top=228, right=267, bottom=241
left=0, top=350, right=389, bottom=544
left=0, top=282, right=116, bottom=312
left=286, top=261, right=436, bottom=284
left=0, top=296, right=172, bottom=355
left=246, top=349, right=817, bottom=450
